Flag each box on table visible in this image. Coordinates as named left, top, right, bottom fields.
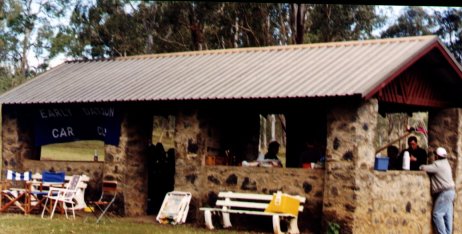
left=374, top=157, right=389, bottom=171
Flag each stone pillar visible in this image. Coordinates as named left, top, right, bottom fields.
left=323, top=99, right=378, bottom=233
left=428, top=108, right=462, bottom=233
left=1, top=106, right=37, bottom=171
left=173, top=109, right=204, bottom=222
left=105, top=111, right=151, bottom=216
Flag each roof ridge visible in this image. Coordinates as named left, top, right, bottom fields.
left=65, top=35, right=438, bottom=63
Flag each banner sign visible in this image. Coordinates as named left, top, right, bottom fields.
left=34, top=106, right=121, bottom=146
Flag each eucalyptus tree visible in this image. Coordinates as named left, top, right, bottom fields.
left=434, top=8, right=462, bottom=62
left=0, top=0, right=71, bottom=76
left=306, top=4, right=383, bottom=43
left=380, top=6, right=435, bottom=38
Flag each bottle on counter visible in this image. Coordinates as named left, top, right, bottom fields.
left=402, top=151, right=410, bottom=170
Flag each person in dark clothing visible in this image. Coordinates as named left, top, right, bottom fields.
left=299, top=142, right=323, bottom=167
left=399, top=136, right=428, bottom=170
left=264, top=141, right=283, bottom=167
left=387, top=145, right=401, bottom=170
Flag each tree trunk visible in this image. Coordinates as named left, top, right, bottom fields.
left=188, top=3, right=204, bottom=51
left=290, top=3, right=306, bottom=44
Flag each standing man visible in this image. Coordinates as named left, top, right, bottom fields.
left=400, top=136, right=428, bottom=170
left=420, top=147, right=455, bottom=234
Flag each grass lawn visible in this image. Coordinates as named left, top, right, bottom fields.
left=41, top=140, right=105, bottom=161
left=0, top=213, right=256, bottom=234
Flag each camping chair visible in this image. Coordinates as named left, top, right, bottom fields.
left=28, top=171, right=65, bottom=214
left=156, top=191, right=192, bottom=225
left=89, top=180, right=118, bottom=223
left=0, top=170, right=32, bottom=214
left=41, top=175, right=82, bottom=219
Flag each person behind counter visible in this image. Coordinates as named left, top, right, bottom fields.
left=399, top=136, right=428, bottom=170
left=299, top=141, right=323, bottom=168
left=263, top=141, right=283, bottom=167
left=387, top=145, right=401, bottom=170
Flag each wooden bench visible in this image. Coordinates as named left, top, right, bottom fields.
left=200, top=191, right=306, bottom=234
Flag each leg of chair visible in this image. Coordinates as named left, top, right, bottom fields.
left=71, top=203, right=75, bottom=219
left=222, top=212, right=232, bottom=228
left=204, top=210, right=215, bottom=230
left=287, top=217, right=300, bottom=234
left=41, top=197, right=49, bottom=218
left=272, top=215, right=283, bottom=234
left=50, top=199, right=59, bottom=219
left=96, top=203, right=113, bottom=223
left=63, top=202, right=69, bottom=219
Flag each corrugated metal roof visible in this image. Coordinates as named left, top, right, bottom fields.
left=0, top=35, right=458, bottom=104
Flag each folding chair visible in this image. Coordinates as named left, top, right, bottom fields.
left=28, top=171, right=65, bottom=214
left=0, top=170, right=32, bottom=214
left=41, top=175, right=82, bottom=219
left=156, top=191, right=192, bottom=225
left=89, top=180, right=118, bottom=223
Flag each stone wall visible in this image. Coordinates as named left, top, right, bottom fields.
left=323, top=99, right=379, bottom=233
left=368, top=171, right=432, bottom=233
left=323, top=99, right=434, bottom=233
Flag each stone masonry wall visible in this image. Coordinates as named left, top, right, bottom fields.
left=323, top=99, right=378, bottom=233
left=103, top=112, right=151, bottom=216
left=428, top=108, right=462, bottom=233
left=323, top=99, right=433, bottom=233
left=1, top=107, right=37, bottom=171
left=370, top=171, right=432, bottom=233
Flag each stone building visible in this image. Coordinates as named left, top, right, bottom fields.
left=1, top=35, right=462, bottom=233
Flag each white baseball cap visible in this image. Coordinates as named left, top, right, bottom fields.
left=436, top=147, right=448, bottom=157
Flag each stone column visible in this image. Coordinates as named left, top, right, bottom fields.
left=173, top=109, right=204, bottom=222
left=1, top=106, right=37, bottom=171
left=323, top=99, right=378, bottom=233
left=105, top=111, right=151, bottom=216
left=428, top=108, right=462, bottom=233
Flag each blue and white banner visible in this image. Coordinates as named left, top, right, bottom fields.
left=34, top=106, right=121, bottom=146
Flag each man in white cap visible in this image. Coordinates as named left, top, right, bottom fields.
left=420, top=147, right=455, bottom=234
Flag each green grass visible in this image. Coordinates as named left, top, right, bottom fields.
left=0, top=214, right=253, bottom=234
left=41, top=140, right=105, bottom=161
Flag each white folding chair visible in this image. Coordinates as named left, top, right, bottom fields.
left=41, top=175, right=82, bottom=219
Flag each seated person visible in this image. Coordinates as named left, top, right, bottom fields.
left=387, top=145, right=401, bottom=170
left=398, top=136, right=428, bottom=170
left=261, top=141, right=283, bottom=167
left=299, top=141, right=323, bottom=168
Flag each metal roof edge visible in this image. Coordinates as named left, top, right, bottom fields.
left=64, top=35, right=439, bottom=63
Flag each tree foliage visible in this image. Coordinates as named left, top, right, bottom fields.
left=381, top=7, right=435, bottom=38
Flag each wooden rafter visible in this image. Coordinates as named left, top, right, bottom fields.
left=377, top=70, right=449, bottom=108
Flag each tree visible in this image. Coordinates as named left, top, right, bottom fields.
left=380, top=6, right=435, bottom=38
left=434, top=8, right=462, bottom=62
left=307, top=4, right=382, bottom=43
left=0, top=0, right=71, bottom=76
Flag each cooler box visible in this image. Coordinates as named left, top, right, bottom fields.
left=264, top=192, right=300, bottom=216
left=374, top=157, right=389, bottom=171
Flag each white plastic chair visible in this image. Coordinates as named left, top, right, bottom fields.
left=41, top=175, right=82, bottom=219
left=156, top=191, right=192, bottom=224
